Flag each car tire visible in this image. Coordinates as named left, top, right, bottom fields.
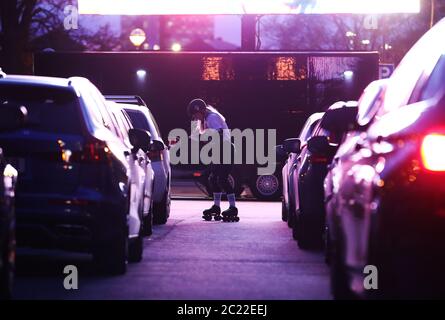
left=153, top=188, right=171, bottom=225
left=292, top=215, right=299, bottom=241
left=249, top=174, right=281, bottom=201
left=0, top=226, right=15, bottom=300
left=143, top=206, right=153, bottom=237
left=94, top=228, right=128, bottom=275
left=281, top=198, right=288, bottom=222
left=330, top=239, right=353, bottom=300
left=128, top=232, right=144, bottom=263
left=296, top=214, right=322, bottom=250
left=287, top=199, right=295, bottom=228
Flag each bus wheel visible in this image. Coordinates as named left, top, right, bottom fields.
left=249, top=174, right=281, bottom=201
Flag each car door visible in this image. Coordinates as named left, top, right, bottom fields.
left=110, top=107, right=146, bottom=238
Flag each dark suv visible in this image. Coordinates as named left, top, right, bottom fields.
left=0, top=75, right=151, bottom=275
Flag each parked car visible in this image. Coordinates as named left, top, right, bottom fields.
left=106, top=96, right=171, bottom=225
left=281, top=112, right=324, bottom=225
left=0, top=104, right=24, bottom=299
left=288, top=102, right=358, bottom=248
left=0, top=75, right=151, bottom=275
left=324, top=79, right=387, bottom=264
left=107, top=101, right=155, bottom=236
left=325, top=18, right=445, bottom=299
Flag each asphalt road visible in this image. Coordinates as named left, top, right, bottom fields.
left=13, top=200, right=331, bottom=300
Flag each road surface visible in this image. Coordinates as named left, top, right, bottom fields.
left=13, top=200, right=331, bottom=300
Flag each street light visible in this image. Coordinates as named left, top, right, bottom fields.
left=153, top=44, right=160, bottom=51
left=129, top=28, right=146, bottom=48
left=136, top=69, right=147, bottom=80
left=171, top=43, right=182, bottom=52
left=361, top=39, right=371, bottom=45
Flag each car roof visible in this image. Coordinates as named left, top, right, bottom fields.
left=0, top=74, right=72, bottom=88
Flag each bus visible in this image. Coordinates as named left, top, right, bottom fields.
left=34, top=51, right=379, bottom=199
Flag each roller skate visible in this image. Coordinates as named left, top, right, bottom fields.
left=221, top=206, right=239, bottom=222
left=202, top=205, right=222, bottom=221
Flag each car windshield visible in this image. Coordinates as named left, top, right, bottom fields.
left=0, top=84, right=82, bottom=134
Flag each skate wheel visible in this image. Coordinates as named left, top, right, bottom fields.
left=235, top=217, right=240, bottom=222
left=203, top=215, right=212, bottom=221
left=214, top=215, right=222, bottom=221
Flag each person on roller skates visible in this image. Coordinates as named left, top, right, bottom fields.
left=187, top=98, right=239, bottom=222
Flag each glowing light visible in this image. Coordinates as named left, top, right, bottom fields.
left=384, top=43, right=393, bottom=50
left=129, top=28, right=146, bottom=47
left=153, top=44, right=160, bottom=51
left=171, top=43, right=182, bottom=52
left=346, top=31, right=356, bottom=37
left=344, top=70, right=354, bottom=79
left=136, top=69, right=147, bottom=79
left=361, top=39, right=370, bottom=45
left=79, top=0, right=421, bottom=15
left=273, top=57, right=298, bottom=80
left=421, top=134, right=445, bottom=172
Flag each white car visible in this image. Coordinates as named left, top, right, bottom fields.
left=106, top=96, right=171, bottom=225
left=108, top=101, right=155, bottom=235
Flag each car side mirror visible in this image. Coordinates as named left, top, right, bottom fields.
left=151, top=139, right=165, bottom=152
left=307, top=136, right=330, bottom=155
left=129, top=128, right=151, bottom=153
left=0, top=104, right=28, bottom=132
left=283, top=138, right=301, bottom=154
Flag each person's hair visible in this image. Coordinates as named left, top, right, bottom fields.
left=187, top=98, right=207, bottom=117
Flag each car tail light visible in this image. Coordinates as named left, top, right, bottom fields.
left=421, top=134, right=445, bottom=172
left=72, top=141, right=110, bottom=163
left=148, top=150, right=163, bottom=161
left=308, top=155, right=329, bottom=164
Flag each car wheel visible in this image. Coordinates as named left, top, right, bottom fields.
left=281, top=198, right=288, bottom=222
left=153, top=188, right=171, bottom=225
left=128, top=232, right=144, bottom=263
left=0, top=226, right=15, bottom=300
left=94, top=228, right=128, bottom=275
left=330, top=239, right=353, bottom=300
left=249, top=174, right=281, bottom=201
left=292, top=215, right=299, bottom=241
left=129, top=196, right=145, bottom=263
left=143, top=201, right=153, bottom=237
left=296, top=214, right=322, bottom=250
left=324, top=227, right=331, bottom=265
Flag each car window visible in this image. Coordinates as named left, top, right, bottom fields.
left=147, top=109, right=162, bottom=138
left=379, top=22, right=445, bottom=116
left=420, top=54, right=445, bottom=101
left=0, top=84, right=82, bottom=134
left=125, top=109, right=160, bottom=140
left=112, top=110, right=131, bottom=144
left=85, top=83, right=120, bottom=136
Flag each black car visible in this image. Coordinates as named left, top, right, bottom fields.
left=286, top=101, right=358, bottom=249
left=0, top=104, right=24, bottom=299
left=325, top=18, right=445, bottom=299
left=0, top=75, right=151, bottom=275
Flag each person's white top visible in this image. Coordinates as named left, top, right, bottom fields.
left=205, top=111, right=231, bottom=142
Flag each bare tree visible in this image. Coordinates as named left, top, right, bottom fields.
left=0, top=0, right=120, bottom=73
